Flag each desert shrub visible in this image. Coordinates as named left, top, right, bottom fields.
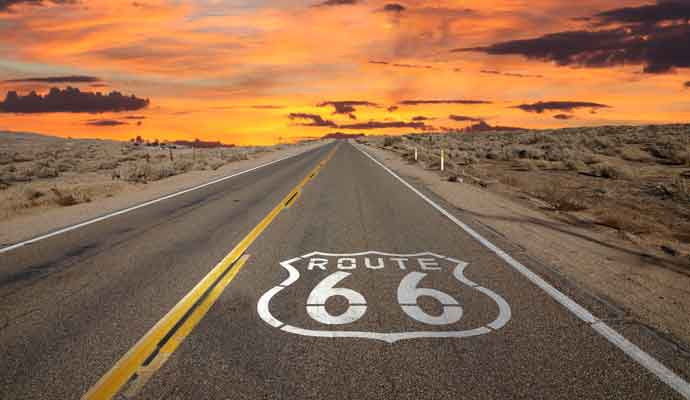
left=594, top=209, right=653, bottom=234
left=24, top=187, right=45, bottom=201
left=222, top=151, right=249, bottom=162
left=514, top=159, right=536, bottom=171
left=647, top=140, right=689, bottom=165
left=50, top=188, right=79, bottom=206
left=582, top=153, right=603, bottom=165
left=173, top=159, right=194, bottom=173
left=673, top=175, right=689, bottom=201
left=383, top=136, right=402, bottom=147
left=36, top=166, right=59, bottom=178
left=591, top=163, right=631, bottom=179
left=620, top=147, right=652, bottom=162
left=12, top=153, right=34, bottom=162
left=209, top=159, right=225, bottom=171
left=0, top=151, right=13, bottom=165
left=564, top=158, right=587, bottom=172
left=56, top=159, right=78, bottom=172
left=536, top=185, right=589, bottom=211
left=98, top=161, right=119, bottom=170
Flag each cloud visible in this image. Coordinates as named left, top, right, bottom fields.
left=685, top=81, right=690, bottom=88
left=480, top=70, right=543, bottom=78
left=0, top=0, right=74, bottom=12
left=0, top=87, right=150, bottom=113
left=288, top=112, right=429, bottom=130
left=457, top=2, right=690, bottom=74
left=288, top=112, right=337, bottom=127
left=86, top=119, right=128, bottom=127
left=338, top=120, right=429, bottom=130
left=313, top=0, right=357, bottom=7
left=514, top=101, right=609, bottom=113
left=449, top=114, right=481, bottom=122
left=317, top=100, right=379, bottom=115
left=368, top=60, right=433, bottom=69
left=4, top=75, right=101, bottom=84
left=387, top=105, right=398, bottom=112
left=412, top=115, right=430, bottom=121
left=553, top=114, right=573, bottom=120
left=382, top=3, right=405, bottom=13
left=593, top=1, right=690, bottom=25
left=399, top=99, right=491, bottom=105
left=122, top=115, right=146, bottom=120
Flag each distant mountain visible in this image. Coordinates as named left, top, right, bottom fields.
left=172, top=139, right=235, bottom=148
left=322, top=132, right=366, bottom=139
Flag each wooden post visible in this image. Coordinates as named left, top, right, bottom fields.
left=441, top=149, right=445, bottom=171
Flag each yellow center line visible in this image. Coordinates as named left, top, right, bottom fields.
left=82, top=143, right=339, bottom=400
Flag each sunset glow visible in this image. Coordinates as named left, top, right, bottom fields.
left=1, top=0, right=689, bottom=145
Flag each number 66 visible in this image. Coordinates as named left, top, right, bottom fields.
left=306, top=271, right=462, bottom=325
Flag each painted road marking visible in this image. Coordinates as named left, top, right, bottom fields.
left=81, top=144, right=340, bottom=400
left=355, top=143, right=690, bottom=398
left=257, top=251, right=511, bottom=343
left=0, top=143, right=329, bottom=255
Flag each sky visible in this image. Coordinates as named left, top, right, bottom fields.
left=0, top=0, right=689, bottom=145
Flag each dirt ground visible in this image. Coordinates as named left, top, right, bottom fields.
left=0, top=131, right=326, bottom=245
left=360, top=125, right=690, bottom=346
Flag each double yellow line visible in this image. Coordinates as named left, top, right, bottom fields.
left=82, top=144, right=339, bottom=400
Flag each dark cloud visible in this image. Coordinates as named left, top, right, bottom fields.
left=685, top=81, right=690, bottom=88
left=4, top=75, right=100, bottom=84
left=368, top=60, right=433, bottom=69
left=412, top=115, right=430, bottom=121
left=0, top=0, right=75, bottom=12
left=399, top=99, right=491, bottom=105
left=593, top=1, right=690, bottom=25
left=313, top=0, right=356, bottom=7
left=382, top=3, right=405, bottom=13
left=449, top=114, right=481, bottom=122
left=0, top=87, right=150, bottom=113
left=339, top=120, right=429, bottom=130
left=553, top=113, right=573, bottom=120
left=317, top=101, right=379, bottom=115
left=457, top=2, right=690, bottom=74
left=86, top=119, right=128, bottom=127
left=387, top=105, right=398, bottom=112
left=288, top=112, right=429, bottom=130
left=514, top=101, right=609, bottom=113
left=288, top=113, right=337, bottom=127
left=122, top=115, right=146, bottom=120
left=480, top=70, right=543, bottom=78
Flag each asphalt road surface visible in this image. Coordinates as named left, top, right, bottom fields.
left=1, top=141, right=689, bottom=399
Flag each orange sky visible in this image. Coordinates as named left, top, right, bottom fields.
left=0, top=0, right=689, bottom=145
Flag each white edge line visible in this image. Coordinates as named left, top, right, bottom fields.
left=0, top=144, right=328, bottom=255
left=354, top=143, right=690, bottom=399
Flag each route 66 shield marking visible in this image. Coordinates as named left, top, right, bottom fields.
left=257, top=251, right=511, bottom=343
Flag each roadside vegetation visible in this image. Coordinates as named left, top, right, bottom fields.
left=0, top=132, right=286, bottom=220
left=364, top=124, right=690, bottom=263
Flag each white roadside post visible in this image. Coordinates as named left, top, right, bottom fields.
left=414, top=147, right=418, bottom=162
left=440, top=149, right=445, bottom=172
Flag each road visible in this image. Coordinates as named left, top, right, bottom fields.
left=0, top=141, right=688, bottom=399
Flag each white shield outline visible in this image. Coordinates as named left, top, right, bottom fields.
left=257, top=251, right=511, bottom=343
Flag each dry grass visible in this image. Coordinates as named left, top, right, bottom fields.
left=0, top=131, right=293, bottom=220
left=366, top=123, right=690, bottom=259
